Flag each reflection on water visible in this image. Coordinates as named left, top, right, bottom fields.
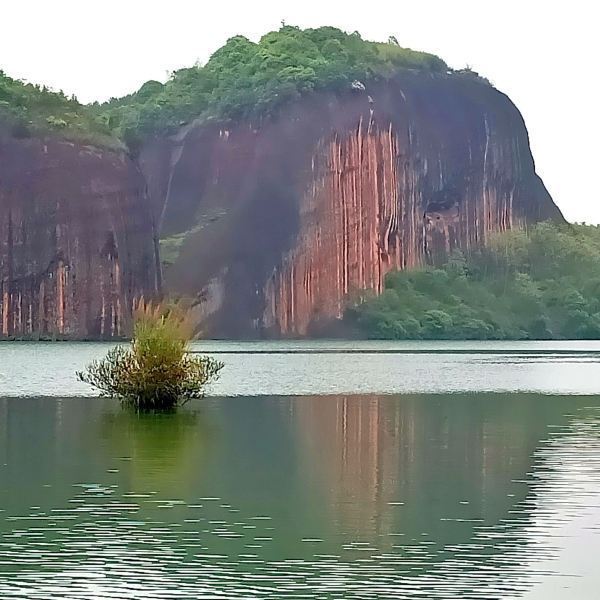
left=0, top=394, right=600, bottom=598
left=101, top=410, right=211, bottom=494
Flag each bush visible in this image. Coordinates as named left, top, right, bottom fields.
left=421, top=309, right=453, bottom=338
left=458, top=318, right=496, bottom=340
left=77, top=301, right=223, bottom=410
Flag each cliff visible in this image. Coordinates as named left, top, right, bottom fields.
left=0, top=128, right=160, bottom=339
left=142, top=72, right=562, bottom=337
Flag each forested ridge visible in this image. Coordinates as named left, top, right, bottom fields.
left=347, top=223, right=600, bottom=340
left=1, top=25, right=451, bottom=148
left=97, top=26, right=448, bottom=147
left=0, top=69, right=118, bottom=146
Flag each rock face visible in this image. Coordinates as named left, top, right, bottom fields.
left=143, top=72, right=562, bottom=337
left=1, top=72, right=562, bottom=340
left=0, top=130, right=160, bottom=339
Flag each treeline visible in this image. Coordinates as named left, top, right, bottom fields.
left=98, top=26, right=448, bottom=145
left=0, top=70, right=117, bottom=146
left=1, top=26, right=449, bottom=148
left=347, top=223, right=600, bottom=340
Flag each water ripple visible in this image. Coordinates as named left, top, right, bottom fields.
left=1, top=396, right=600, bottom=597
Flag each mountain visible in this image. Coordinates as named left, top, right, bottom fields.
left=0, top=27, right=562, bottom=339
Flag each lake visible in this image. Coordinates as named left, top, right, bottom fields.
left=3, top=339, right=600, bottom=397
left=1, top=341, right=600, bottom=598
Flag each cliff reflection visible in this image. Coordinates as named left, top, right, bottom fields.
left=1, top=395, right=600, bottom=598
left=292, top=394, right=567, bottom=554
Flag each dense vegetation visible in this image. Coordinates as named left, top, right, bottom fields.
left=348, top=223, right=600, bottom=340
left=77, top=301, right=223, bottom=410
left=0, top=70, right=117, bottom=146
left=99, top=26, right=447, bottom=145
left=2, top=26, right=448, bottom=149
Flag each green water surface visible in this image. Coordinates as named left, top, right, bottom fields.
left=1, top=393, right=599, bottom=598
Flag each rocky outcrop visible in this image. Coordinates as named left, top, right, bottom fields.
left=1, top=71, right=561, bottom=340
left=143, top=72, right=562, bottom=337
left=0, top=130, right=160, bottom=339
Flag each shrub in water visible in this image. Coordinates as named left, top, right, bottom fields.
left=77, top=301, right=223, bottom=409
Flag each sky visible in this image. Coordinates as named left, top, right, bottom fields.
left=1, top=0, right=597, bottom=223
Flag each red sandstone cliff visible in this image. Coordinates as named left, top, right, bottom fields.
left=0, top=130, right=160, bottom=339
left=141, top=72, right=562, bottom=338
left=1, top=72, right=561, bottom=340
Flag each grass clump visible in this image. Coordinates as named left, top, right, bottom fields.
left=77, top=300, right=223, bottom=409
left=159, top=232, right=188, bottom=267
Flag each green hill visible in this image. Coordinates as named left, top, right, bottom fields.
left=2, top=26, right=450, bottom=149
left=98, top=26, right=448, bottom=144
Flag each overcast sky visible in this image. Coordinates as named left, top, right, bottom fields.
left=2, top=0, right=597, bottom=223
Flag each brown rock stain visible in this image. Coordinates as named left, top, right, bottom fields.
left=0, top=134, right=159, bottom=339
left=265, top=118, right=526, bottom=336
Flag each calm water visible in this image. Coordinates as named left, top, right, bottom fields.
left=1, top=342, right=600, bottom=598
left=2, top=340, right=600, bottom=396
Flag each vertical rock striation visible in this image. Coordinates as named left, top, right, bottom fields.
left=263, top=121, right=406, bottom=335
left=0, top=131, right=159, bottom=339
left=148, top=73, right=561, bottom=337
left=293, top=394, right=555, bottom=557
left=262, top=78, right=562, bottom=335
left=263, top=104, right=539, bottom=335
